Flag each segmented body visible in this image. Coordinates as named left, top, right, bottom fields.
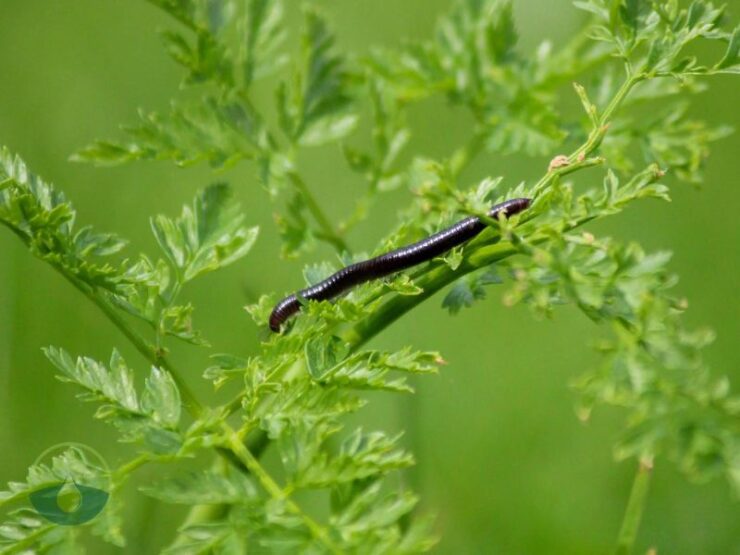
left=269, top=197, right=531, bottom=332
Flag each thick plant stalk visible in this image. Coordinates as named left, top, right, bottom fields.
left=615, top=457, right=654, bottom=555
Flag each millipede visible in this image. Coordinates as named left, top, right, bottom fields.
left=269, top=197, right=532, bottom=332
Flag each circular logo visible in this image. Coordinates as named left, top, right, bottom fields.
left=28, top=443, right=110, bottom=526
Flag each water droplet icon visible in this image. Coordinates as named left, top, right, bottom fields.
left=30, top=481, right=109, bottom=525
left=57, top=481, right=83, bottom=513
left=29, top=443, right=111, bottom=526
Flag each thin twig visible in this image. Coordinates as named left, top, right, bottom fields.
left=287, top=171, right=352, bottom=255
left=223, top=426, right=343, bottom=554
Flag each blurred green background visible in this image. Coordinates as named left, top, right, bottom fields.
left=0, top=1, right=738, bottom=553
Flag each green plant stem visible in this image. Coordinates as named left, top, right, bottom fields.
left=339, top=75, right=644, bottom=349
left=0, top=223, right=206, bottom=417
left=59, top=271, right=204, bottom=418
left=343, top=244, right=508, bottom=349
left=56, top=262, right=333, bottom=549
left=1, top=524, right=55, bottom=555
left=531, top=74, right=642, bottom=198
left=449, top=131, right=486, bottom=178
left=343, top=203, right=601, bottom=351
left=222, top=426, right=342, bottom=554
left=287, top=171, right=351, bottom=255
left=115, top=454, right=151, bottom=478
left=615, top=457, right=654, bottom=555
left=572, top=74, right=643, bottom=160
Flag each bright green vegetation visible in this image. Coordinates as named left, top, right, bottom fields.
left=1, top=0, right=738, bottom=553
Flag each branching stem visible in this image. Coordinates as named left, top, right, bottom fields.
left=223, top=426, right=342, bottom=554
left=57, top=270, right=204, bottom=418
left=342, top=72, right=643, bottom=349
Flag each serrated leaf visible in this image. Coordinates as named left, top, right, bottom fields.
left=151, top=183, right=259, bottom=282
left=715, top=25, right=740, bottom=69
left=43, top=348, right=183, bottom=453
left=0, top=147, right=128, bottom=294
left=278, top=9, right=357, bottom=144
left=385, top=274, right=423, bottom=296
left=305, top=335, right=350, bottom=380
left=141, top=471, right=258, bottom=505
left=288, top=429, right=415, bottom=489
left=243, top=0, right=288, bottom=86
left=74, top=97, right=265, bottom=169
left=141, top=367, right=182, bottom=428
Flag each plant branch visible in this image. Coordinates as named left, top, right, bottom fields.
left=0, top=220, right=204, bottom=418
left=340, top=73, right=644, bottom=349
left=50, top=258, right=333, bottom=550
left=222, top=425, right=342, bottom=554
left=0, top=225, right=277, bottom=491
left=56, top=270, right=204, bottom=418
left=615, top=457, right=653, bottom=555
left=343, top=180, right=602, bottom=351
left=343, top=241, right=516, bottom=350
left=287, top=171, right=352, bottom=255
left=1, top=524, right=55, bottom=555
left=449, top=130, right=486, bottom=178
left=114, top=454, right=151, bottom=478
left=572, top=73, right=643, bottom=162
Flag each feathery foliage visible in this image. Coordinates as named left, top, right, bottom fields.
left=2, top=0, right=739, bottom=553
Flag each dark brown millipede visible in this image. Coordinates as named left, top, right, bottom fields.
left=269, top=197, right=532, bottom=332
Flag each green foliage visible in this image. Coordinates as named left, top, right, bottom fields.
left=44, top=348, right=183, bottom=454
left=505, top=231, right=740, bottom=491
left=276, top=9, right=358, bottom=146
left=0, top=446, right=124, bottom=550
left=150, top=183, right=258, bottom=283
left=140, top=470, right=258, bottom=505
left=0, top=146, right=128, bottom=293
left=1, top=0, right=739, bottom=553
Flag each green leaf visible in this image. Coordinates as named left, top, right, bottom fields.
left=385, top=274, right=423, bottom=296
left=141, top=471, right=258, bottom=505
left=618, top=0, right=643, bottom=37
left=141, top=367, right=182, bottom=428
left=73, top=97, right=266, bottom=169
left=277, top=9, right=357, bottom=145
left=715, top=25, right=740, bottom=70
left=46, top=347, right=139, bottom=413
left=442, top=265, right=503, bottom=314
left=329, top=480, right=423, bottom=550
left=242, top=0, right=287, bottom=86
left=151, top=183, right=259, bottom=282
left=287, top=429, right=415, bottom=489
left=160, top=303, right=209, bottom=346
left=305, top=335, right=350, bottom=381
left=573, top=82, right=600, bottom=127
left=44, top=347, right=183, bottom=453
left=314, top=347, right=441, bottom=393
left=482, top=0, right=518, bottom=63
left=0, top=147, right=128, bottom=293
left=274, top=191, right=313, bottom=259
left=160, top=29, right=234, bottom=87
